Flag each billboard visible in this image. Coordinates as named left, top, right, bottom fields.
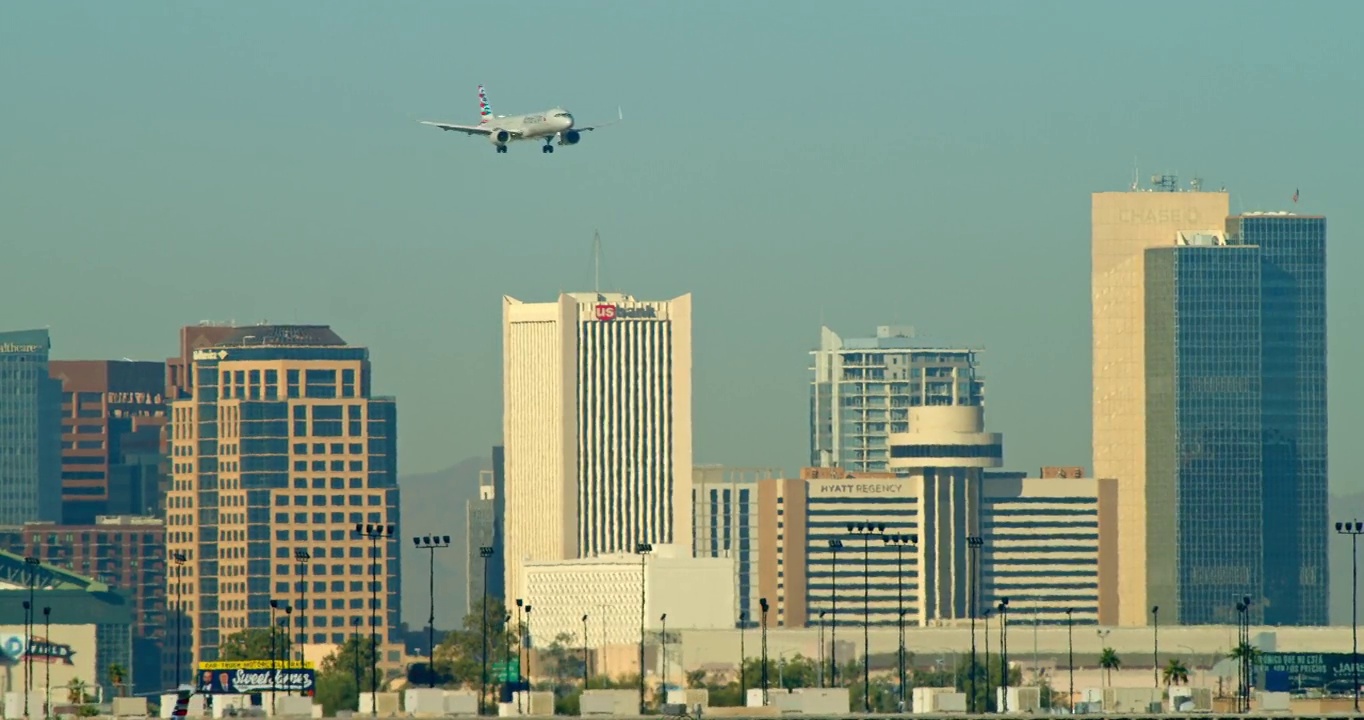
left=195, top=661, right=316, bottom=695
left=0, top=624, right=97, bottom=692
left=1256, top=652, right=1363, bottom=692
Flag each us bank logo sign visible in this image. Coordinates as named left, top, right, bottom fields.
left=594, top=304, right=658, bottom=321
left=0, top=635, right=77, bottom=665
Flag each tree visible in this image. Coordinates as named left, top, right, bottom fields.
left=432, top=596, right=517, bottom=691
left=68, top=677, right=87, bottom=704
left=1163, top=658, right=1190, bottom=687
left=1099, top=647, right=1121, bottom=687
left=107, top=662, right=128, bottom=697
left=218, top=628, right=277, bottom=661
left=313, top=635, right=379, bottom=715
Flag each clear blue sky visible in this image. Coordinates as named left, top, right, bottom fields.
left=3, top=1, right=1362, bottom=494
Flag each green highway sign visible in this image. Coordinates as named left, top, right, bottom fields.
left=491, top=659, right=521, bottom=682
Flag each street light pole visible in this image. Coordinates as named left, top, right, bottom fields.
left=1065, top=608, right=1074, bottom=715
left=635, top=542, right=653, bottom=715
left=983, top=609, right=992, bottom=712
left=827, top=539, right=842, bottom=687
left=967, top=536, right=983, bottom=714
left=479, top=546, right=494, bottom=715
left=1337, top=520, right=1363, bottom=713
left=1151, top=605, right=1160, bottom=691
left=759, top=598, right=769, bottom=707
left=883, top=533, right=918, bottom=711
left=412, top=535, right=451, bottom=688
left=172, top=552, right=186, bottom=690
left=846, top=522, right=886, bottom=713
left=42, top=607, right=50, bottom=720
left=295, top=549, right=311, bottom=664
left=581, top=614, right=590, bottom=690
left=25, top=555, right=38, bottom=717
left=353, top=523, right=395, bottom=716
left=281, top=607, right=294, bottom=696
left=998, top=598, right=1011, bottom=712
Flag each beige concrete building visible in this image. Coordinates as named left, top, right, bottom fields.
left=1091, top=178, right=1229, bottom=626
left=979, top=468, right=1119, bottom=625
left=165, top=325, right=401, bottom=667
left=520, top=544, right=733, bottom=650
left=690, top=466, right=782, bottom=628
left=501, top=292, right=693, bottom=605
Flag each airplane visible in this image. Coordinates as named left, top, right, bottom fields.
left=420, top=85, right=622, bottom=154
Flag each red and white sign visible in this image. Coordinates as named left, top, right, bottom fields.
left=594, top=304, right=617, bottom=321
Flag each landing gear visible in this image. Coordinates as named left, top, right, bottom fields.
left=542, top=144, right=554, bottom=154
left=495, top=145, right=507, bottom=154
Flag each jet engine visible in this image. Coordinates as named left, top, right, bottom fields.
left=487, top=129, right=511, bottom=145
left=557, top=130, right=581, bottom=146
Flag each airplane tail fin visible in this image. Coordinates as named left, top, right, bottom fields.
left=478, top=85, right=493, bottom=124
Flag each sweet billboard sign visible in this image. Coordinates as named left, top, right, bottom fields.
left=196, top=660, right=315, bottom=695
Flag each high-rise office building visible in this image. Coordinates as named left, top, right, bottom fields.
left=0, top=329, right=62, bottom=525
left=1091, top=177, right=1230, bottom=626
left=810, top=325, right=984, bottom=473
left=50, top=361, right=167, bottom=524
left=466, top=448, right=506, bottom=615
left=1144, top=214, right=1328, bottom=626
left=1233, top=213, right=1328, bottom=626
left=501, top=292, right=693, bottom=603
left=691, top=466, right=780, bottom=627
left=165, top=325, right=401, bottom=664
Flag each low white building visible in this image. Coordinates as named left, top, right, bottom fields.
left=521, top=544, right=735, bottom=649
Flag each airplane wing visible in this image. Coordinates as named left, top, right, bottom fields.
left=574, top=107, right=624, bottom=132
left=419, top=121, right=522, bottom=138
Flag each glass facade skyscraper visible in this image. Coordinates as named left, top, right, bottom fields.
left=1231, top=214, right=1329, bottom=626
left=1146, top=241, right=1263, bottom=624
left=1145, top=213, right=1328, bottom=626
left=0, top=328, right=62, bottom=524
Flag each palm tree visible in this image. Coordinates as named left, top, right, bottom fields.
left=108, top=663, right=128, bottom=697
left=68, top=677, right=87, bottom=705
left=1098, top=647, right=1121, bottom=688
left=1228, top=642, right=1260, bottom=665
left=1162, top=658, right=1190, bottom=687
left=1228, top=642, right=1260, bottom=696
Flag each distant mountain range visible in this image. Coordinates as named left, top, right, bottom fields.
left=396, top=463, right=1364, bottom=630
left=398, top=456, right=488, bottom=633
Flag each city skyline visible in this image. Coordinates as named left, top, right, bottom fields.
left=4, top=3, right=1362, bottom=499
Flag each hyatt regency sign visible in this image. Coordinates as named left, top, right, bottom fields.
left=809, top=480, right=909, bottom=498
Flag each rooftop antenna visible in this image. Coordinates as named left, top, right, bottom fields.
left=1190, top=175, right=1203, bottom=192
left=593, top=229, right=602, bottom=297
left=1131, top=157, right=1139, bottom=191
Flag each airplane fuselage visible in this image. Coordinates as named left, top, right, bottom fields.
left=484, top=108, right=574, bottom=141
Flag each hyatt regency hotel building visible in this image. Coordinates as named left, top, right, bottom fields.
left=165, top=325, right=401, bottom=665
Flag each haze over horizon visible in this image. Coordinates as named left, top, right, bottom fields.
left=4, top=1, right=1363, bottom=500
